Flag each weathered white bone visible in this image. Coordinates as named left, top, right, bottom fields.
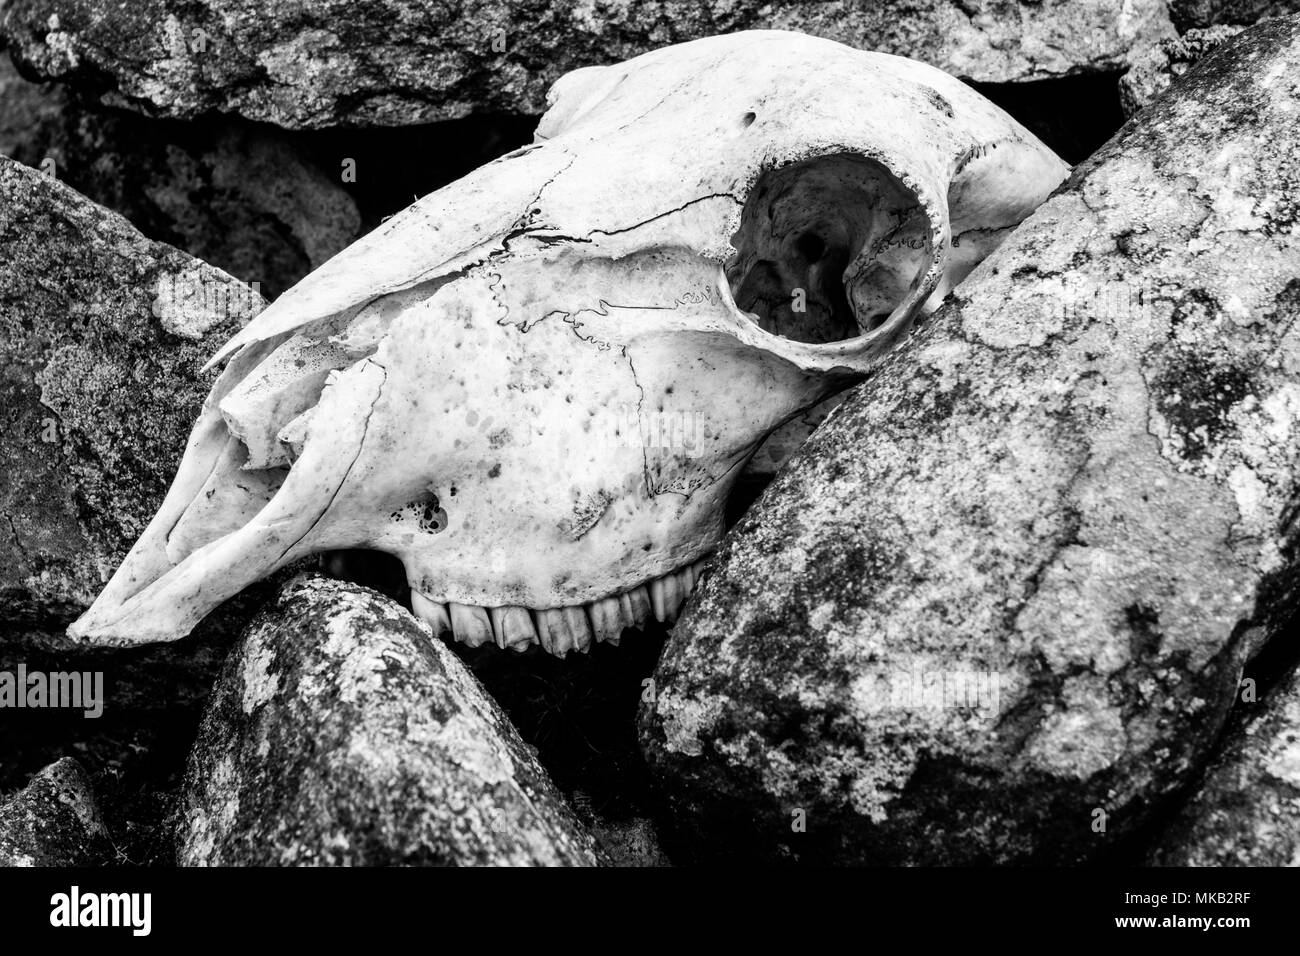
left=69, top=30, right=1068, bottom=649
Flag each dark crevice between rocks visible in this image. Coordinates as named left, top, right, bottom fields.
left=965, top=72, right=1127, bottom=166
left=295, top=113, right=537, bottom=234
left=454, top=626, right=672, bottom=853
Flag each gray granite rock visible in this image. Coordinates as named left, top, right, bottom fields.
left=0, top=757, right=110, bottom=865
left=640, top=17, right=1300, bottom=865
left=178, top=575, right=600, bottom=866
left=0, top=153, right=264, bottom=631
left=1, top=1, right=1173, bottom=129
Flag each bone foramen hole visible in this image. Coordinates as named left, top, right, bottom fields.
left=726, top=153, right=930, bottom=344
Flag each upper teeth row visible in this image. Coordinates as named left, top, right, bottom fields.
left=409, top=559, right=710, bottom=657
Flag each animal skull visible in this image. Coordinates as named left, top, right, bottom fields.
left=69, top=31, right=1068, bottom=653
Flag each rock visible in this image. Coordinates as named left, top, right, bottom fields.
left=1, top=1, right=1173, bottom=129
left=1170, top=0, right=1300, bottom=31
left=0, top=153, right=264, bottom=630
left=1148, top=665, right=1300, bottom=866
left=640, top=18, right=1300, bottom=865
left=0, top=56, right=360, bottom=299
left=1120, top=25, right=1245, bottom=116
left=178, top=574, right=600, bottom=866
left=0, top=757, right=111, bottom=865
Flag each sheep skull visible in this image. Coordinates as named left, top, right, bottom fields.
left=69, top=31, right=1068, bottom=653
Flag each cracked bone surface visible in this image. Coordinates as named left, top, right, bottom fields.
left=68, top=31, right=1068, bottom=650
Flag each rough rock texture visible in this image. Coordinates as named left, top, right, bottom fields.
left=640, top=18, right=1300, bottom=864
left=178, top=574, right=600, bottom=866
left=0, top=757, right=110, bottom=865
left=0, top=154, right=264, bottom=629
left=1120, top=25, right=1245, bottom=116
left=0, top=1, right=1173, bottom=129
left=0, top=56, right=360, bottom=299
left=1148, top=664, right=1300, bottom=865
left=1170, top=0, right=1300, bottom=30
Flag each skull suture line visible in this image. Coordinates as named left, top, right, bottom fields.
left=70, top=31, right=1068, bottom=654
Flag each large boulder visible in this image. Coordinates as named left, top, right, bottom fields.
left=640, top=17, right=1300, bottom=864
left=1, top=1, right=1172, bottom=129
left=0, top=757, right=110, bottom=865
left=179, top=575, right=600, bottom=866
left=0, top=56, right=360, bottom=299
left=0, top=153, right=263, bottom=630
left=1148, top=664, right=1300, bottom=866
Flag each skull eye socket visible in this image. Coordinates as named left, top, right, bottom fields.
left=795, top=232, right=826, bottom=262
left=726, top=152, right=931, bottom=344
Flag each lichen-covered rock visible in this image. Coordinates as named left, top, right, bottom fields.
left=0, top=153, right=263, bottom=629
left=0, top=758, right=110, bottom=865
left=640, top=18, right=1300, bottom=865
left=1148, top=666, right=1300, bottom=866
left=178, top=574, right=599, bottom=866
left=1170, top=0, right=1300, bottom=30
left=0, top=56, right=359, bottom=299
left=1120, top=25, right=1245, bottom=116
left=0, top=1, right=1172, bottom=129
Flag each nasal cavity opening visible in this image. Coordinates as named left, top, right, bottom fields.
left=725, top=152, right=931, bottom=344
